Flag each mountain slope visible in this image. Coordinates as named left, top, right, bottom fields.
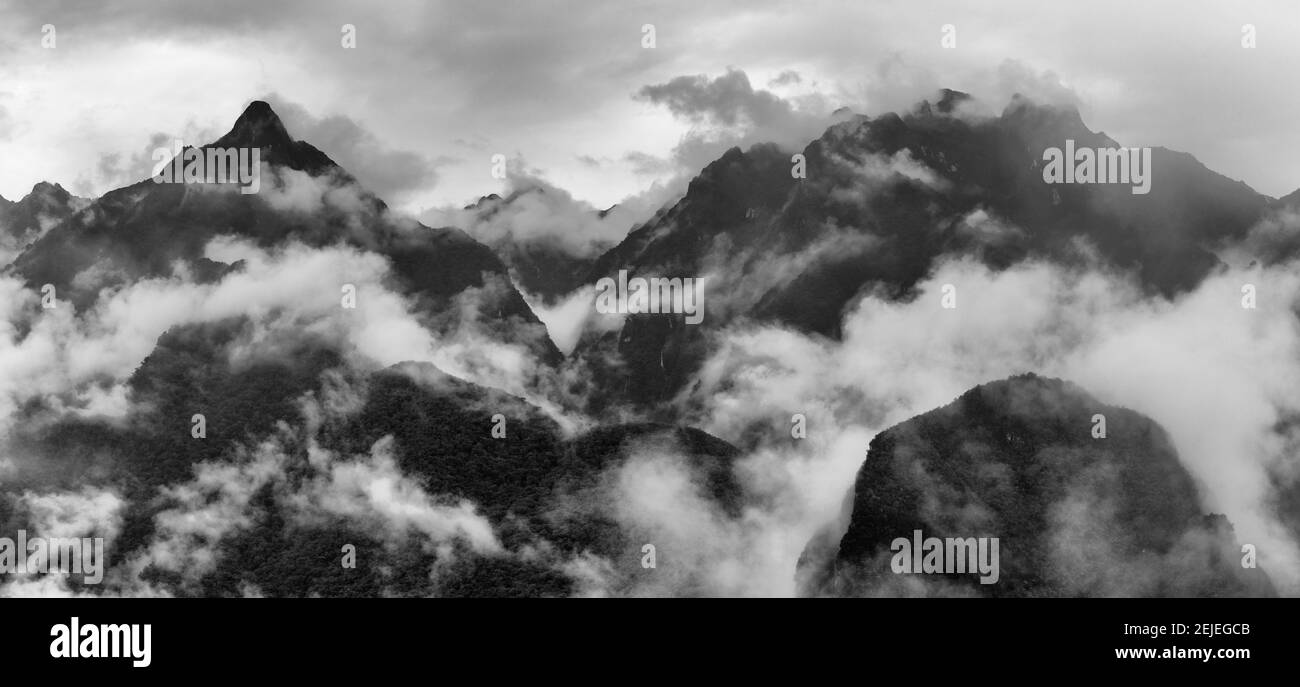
left=5, top=308, right=740, bottom=596
left=0, top=181, right=86, bottom=265
left=799, top=374, right=1275, bottom=597
left=8, top=101, right=559, bottom=362
left=459, top=188, right=608, bottom=302
left=576, top=91, right=1270, bottom=406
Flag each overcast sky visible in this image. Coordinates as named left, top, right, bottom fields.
left=1, top=0, right=1298, bottom=213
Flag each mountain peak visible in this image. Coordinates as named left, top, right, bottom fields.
left=29, top=181, right=69, bottom=198
left=910, top=88, right=973, bottom=118
left=212, top=100, right=294, bottom=150
left=207, top=100, right=340, bottom=175
left=803, top=373, right=1275, bottom=597
left=935, top=88, right=971, bottom=113
left=997, top=93, right=1100, bottom=150
left=16, top=181, right=74, bottom=210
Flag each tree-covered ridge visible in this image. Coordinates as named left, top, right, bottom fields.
left=5, top=316, right=740, bottom=597
left=804, top=373, right=1275, bottom=597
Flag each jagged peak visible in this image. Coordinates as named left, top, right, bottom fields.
left=211, top=100, right=295, bottom=150
left=935, top=88, right=971, bottom=113
left=204, top=100, right=341, bottom=176
left=28, top=181, right=70, bottom=198
left=463, top=193, right=503, bottom=210
left=911, top=88, right=973, bottom=118
left=8, top=181, right=75, bottom=210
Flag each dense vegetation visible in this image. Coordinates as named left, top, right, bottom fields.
left=804, top=374, right=1276, bottom=597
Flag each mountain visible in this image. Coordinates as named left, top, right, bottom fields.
left=460, top=187, right=604, bottom=301
left=1, top=93, right=1290, bottom=599
left=1241, top=185, right=1300, bottom=262
left=1273, top=187, right=1300, bottom=207
left=8, top=313, right=740, bottom=596
left=7, top=101, right=559, bottom=362
left=453, top=182, right=641, bottom=304
left=0, top=181, right=86, bottom=265
left=575, top=91, right=1270, bottom=406
left=195, top=359, right=739, bottom=597
left=798, top=374, right=1275, bottom=597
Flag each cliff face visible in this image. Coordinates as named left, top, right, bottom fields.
left=801, top=374, right=1276, bottom=597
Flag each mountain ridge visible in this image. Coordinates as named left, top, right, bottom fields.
left=6, top=101, right=561, bottom=362
left=569, top=90, right=1273, bottom=407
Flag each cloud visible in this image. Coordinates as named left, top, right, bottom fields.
left=522, top=285, right=597, bottom=356
left=0, top=101, right=12, bottom=142
left=420, top=162, right=647, bottom=258
left=5, top=218, right=1297, bottom=597
left=291, top=434, right=501, bottom=553
left=0, top=487, right=125, bottom=597
left=621, top=151, right=678, bottom=177
left=0, top=231, right=562, bottom=446
left=768, top=70, right=802, bottom=87
left=637, top=68, right=834, bottom=171
left=681, top=255, right=1300, bottom=594
left=19, top=486, right=125, bottom=542
left=6, top=0, right=1300, bottom=208
left=83, top=132, right=172, bottom=192
left=639, top=68, right=815, bottom=132
left=263, top=95, right=453, bottom=202
left=19, top=387, right=504, bottom=596
left=3, top=0, right=1300, bottom=598
left=549, top=426, right=867, bottom=597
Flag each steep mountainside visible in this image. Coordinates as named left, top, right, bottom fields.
left=577, top=92, right=1269, bottom=406
left=0, top=181, right=86, bottom=265
left=8, top=102, right=559, bottom=362
left=799, top=374, right=1275, bottom=597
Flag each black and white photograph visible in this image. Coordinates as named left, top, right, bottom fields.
left=0, top=0, right=1293, bottom=673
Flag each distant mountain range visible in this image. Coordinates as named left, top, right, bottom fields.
left=0, top=93, right=1292, bottom=597
left=566, top=89, right=1280, bottom=407
left=5, top=102, right=560, bottom=363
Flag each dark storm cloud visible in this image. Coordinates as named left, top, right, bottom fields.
left=768, top=70, right=802, bottom=87
left=634, top=68, right=833, bottom=176
left=638, top=68, right=809, bottom=128
left=6, top=0, right=1300, bottom=203
left=5, top=0, right=687, bottom=128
